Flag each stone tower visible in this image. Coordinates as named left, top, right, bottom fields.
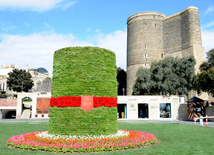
left=127, top=12, right=166, bottom=95
left=127, top=6, right=206, bottom=95
left=162, top=6, right=205, bottom=73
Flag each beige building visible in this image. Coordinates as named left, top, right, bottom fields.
left=29, top=70, right=52, bottom=91
left=14, top=93, right=186, bottom=120
left=0, top=65, right=52, bottom=97
left=117, top=95, right=187, bottom=120
left=0, top=65, right=21, bottom=95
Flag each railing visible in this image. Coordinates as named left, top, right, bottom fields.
left=195, top=115, right=214, bottom=126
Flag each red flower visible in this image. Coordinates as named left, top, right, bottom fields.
left=50, top=96, right=117, bottom=108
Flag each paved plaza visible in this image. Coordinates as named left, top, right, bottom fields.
left=1, top=118, right=214, bottom=128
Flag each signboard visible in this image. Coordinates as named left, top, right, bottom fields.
left=196, top=107, right=201, bottom=112
left=81, top=95, right=93, bottom=111
left=37, top=97, right=50, bottom=114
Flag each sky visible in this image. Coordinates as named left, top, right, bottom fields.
left=0, top=0, right=214, bottom=74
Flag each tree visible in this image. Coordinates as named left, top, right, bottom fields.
left=36, top=77, right=52, bottom=92
left=133, top=56, right=196, bottom=95
left=117, top=67, right=126, bottom=95
left=193, top=49, right=214, bottom=96
left=7, top=69, right=34, bottom=92
left=198, top=49, right=214, bottom=71
left=199, top=61, right=209, bottom=71
left=207, top=49, right=214, bottom=68
left=132, top=67, right=153, bottom=95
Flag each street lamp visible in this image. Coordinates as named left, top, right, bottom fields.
left=21, top=81, right=24, bottom=92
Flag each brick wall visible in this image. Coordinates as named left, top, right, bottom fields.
left=0, top=99, right=17, bottom=107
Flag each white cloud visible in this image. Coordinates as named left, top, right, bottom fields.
left=1, top=29, right=211, bottom=74
left=0, top=0, right=76, bottom=12
left=0, top=33, right=94, bottom=73
left=23, top=22, right=30, bottom=27
left=43, top=22, right=55, bottom=34
left=96, top=30, right=127, bottom=69
left=61, top=1, right=76, bottom=10
left=201, top=21, right=214, bottom=30
left=0, top=22, right=16, bottom=32
left=1, top=25, right=16, bottom=32
left=204, top=5, right=214, bottom=15
left=0, top=30, right=127, bottom=74
left=95, top=29, right=101, bottom=33
left=87, top=28, right=91, bottom=32
left=201, top=30, right=214, bottom=53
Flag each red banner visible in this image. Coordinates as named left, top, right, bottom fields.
left=81, top=95, right=93, bottom=111
left=50, top=96, right=117, bottom=108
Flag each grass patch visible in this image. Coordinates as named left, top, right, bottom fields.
left=1, top=122, right=214, bottom=154
left=22, top=100, right=32, bottom=102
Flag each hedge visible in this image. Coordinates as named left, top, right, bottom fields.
left=49, top=107, right=118, bottom=136
left=51, top=46, right=117, bottom=98
left=49, top=47, right=118, bottom=135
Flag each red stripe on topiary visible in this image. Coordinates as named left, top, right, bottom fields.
left=50, top=96, right=117, bottom=107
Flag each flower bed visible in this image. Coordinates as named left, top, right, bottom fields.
left=7, top=130, right=156, bottom=153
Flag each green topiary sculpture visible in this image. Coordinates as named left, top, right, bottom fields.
left=49, top=46, right=118, bottom=136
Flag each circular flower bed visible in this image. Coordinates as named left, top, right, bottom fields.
left=7, top=130, right=156, bottom=153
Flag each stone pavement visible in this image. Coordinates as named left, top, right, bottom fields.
left=118, top=119, right=214, bottom=128
left=1, top=118, right=214, bottom=128
left=0, top=118, right=49, bottom=124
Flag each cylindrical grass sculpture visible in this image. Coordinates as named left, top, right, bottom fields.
left=49, top=47, right=118, bottom=136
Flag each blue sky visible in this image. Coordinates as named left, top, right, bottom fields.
left=0, top=0, right=214, bottom=73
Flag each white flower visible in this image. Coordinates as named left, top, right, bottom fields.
left=36, top=130, right=129, bottom=140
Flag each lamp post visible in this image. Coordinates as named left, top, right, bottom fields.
left=21, top=81, right=24, bottom=92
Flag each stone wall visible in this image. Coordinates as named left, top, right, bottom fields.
left=163, top=6, right=205, bottom=73
left=178, top=104, right=188, bottom=120
left=205, top=106, right=214, bottom=122
left=163, top=11, right=182, bottom=56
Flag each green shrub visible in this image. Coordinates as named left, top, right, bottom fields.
left=51, top=46, right=117, bottom=98
left=49, top=47, right=118, bottom=135
left=49, top=107, right=118, bottom=136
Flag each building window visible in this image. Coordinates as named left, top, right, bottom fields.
left=161, top=54, right=163, bottom=58
left=160, top=103, right=171, bottom=118
left=155, top=24, right=156, bottom=27
left=144, top=54, right=147, bottom=58
left=117, top=104, right=127, bottom=119
left=153, top=15, right=155, bottom=19
left=138, top=103, right=149, bottom=118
